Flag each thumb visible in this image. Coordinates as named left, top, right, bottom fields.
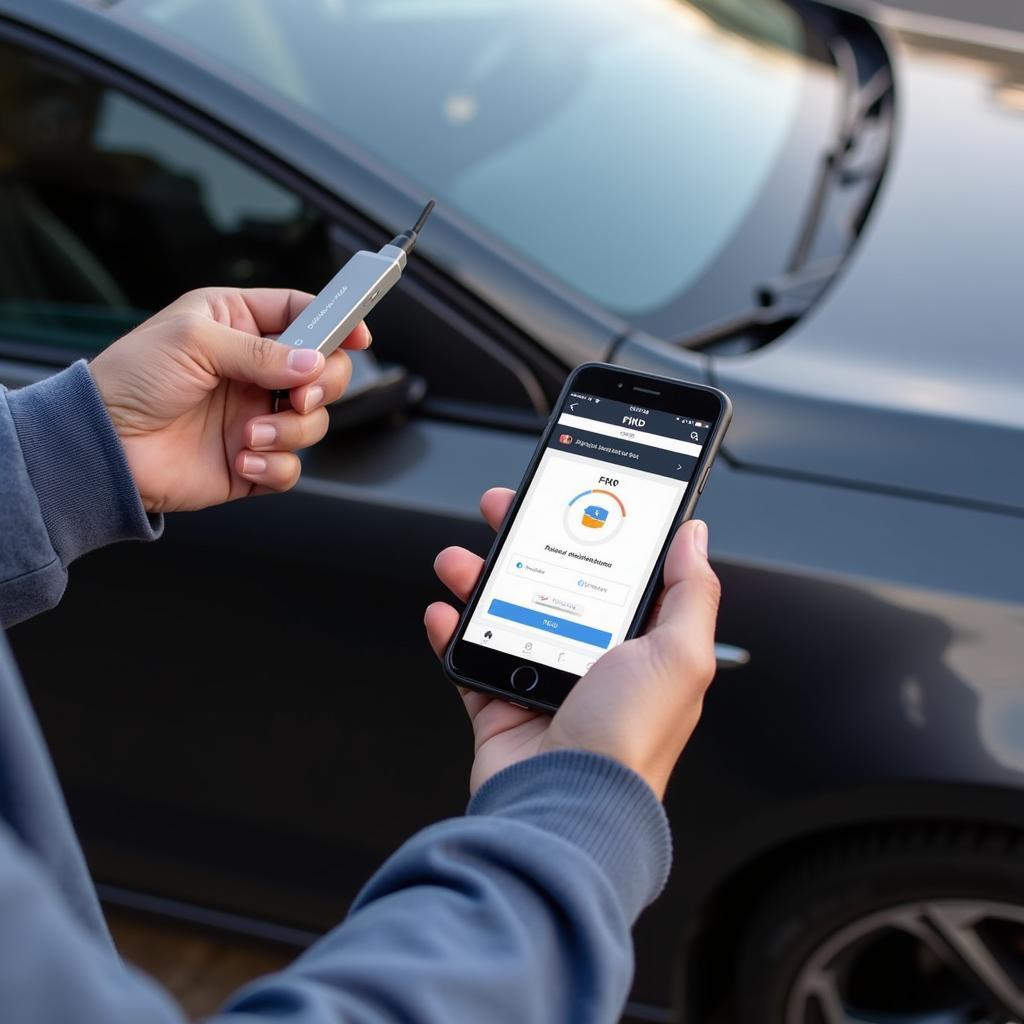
left=647, top=519, right=720, bottom=674
left=187, top=318, right=325, bottom=390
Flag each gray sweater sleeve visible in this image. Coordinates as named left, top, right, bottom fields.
left=0, top=361, right=160, bottom=627
left=0, top=750, right=671, bottom=1024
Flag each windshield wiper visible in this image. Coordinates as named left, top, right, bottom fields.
left=788, top=39, right=893, bottom=272
left=671, top=30, right=893, bottom=354
left=667, top=256, right=841, bottom=352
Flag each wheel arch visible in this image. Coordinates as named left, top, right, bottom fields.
left=672, top=781, right=1024, bottom=1022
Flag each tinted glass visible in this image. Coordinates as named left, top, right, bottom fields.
left=0, top=42, right=544, bottom=408
left=130, top=0, right=840, bottom=335
left=0, top=42, right=332, bottom=353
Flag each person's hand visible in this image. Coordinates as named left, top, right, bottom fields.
left=424, top=488, right=721, bottom=798
left=89, top=287, right=369, bottom=513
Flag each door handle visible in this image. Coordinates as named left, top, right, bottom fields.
left=715, top=643, right=750, bottom=670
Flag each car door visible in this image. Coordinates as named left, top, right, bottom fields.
left=0, top=32, right=550, bottom=929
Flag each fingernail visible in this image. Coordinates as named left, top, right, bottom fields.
left=287, top=349, right=322, bottom=373
left=242, top=454, right=267, bottom=477
left=250, top=423, right=276, bottom=447
left=693, top=519, right=708, bottom=557
left=303, top=385, right=325, bottom=413
left=365, top=328, right=373, bottom=347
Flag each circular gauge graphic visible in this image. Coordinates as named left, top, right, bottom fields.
left=563, top=488, right=627, bottom=545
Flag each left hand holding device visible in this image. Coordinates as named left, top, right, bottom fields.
left=89, top=287, right=369, bottom=513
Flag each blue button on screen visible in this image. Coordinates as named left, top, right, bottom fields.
left=487, top=599, right=613, bottom=649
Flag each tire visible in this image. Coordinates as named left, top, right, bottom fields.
left=734, top=827, right=1024, bottom=1024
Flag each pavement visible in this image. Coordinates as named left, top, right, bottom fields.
left=107, top=909, right=293, bottom=1020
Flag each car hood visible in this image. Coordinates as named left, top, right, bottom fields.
left=711, top=9, right=1024, bottom=513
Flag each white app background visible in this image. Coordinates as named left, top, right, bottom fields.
left=466, top=447, right=687, bottom=674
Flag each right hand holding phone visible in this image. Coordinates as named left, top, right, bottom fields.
left=424, top=487, right=721, bottom=800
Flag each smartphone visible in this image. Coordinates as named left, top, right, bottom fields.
left=444, top=362, right=732, bottom=712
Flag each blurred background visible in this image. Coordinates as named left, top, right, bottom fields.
left=1, top=0, right=1022, bottom=1021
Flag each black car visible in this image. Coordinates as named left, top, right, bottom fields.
left=1, top=1, right=1022, bottom=1021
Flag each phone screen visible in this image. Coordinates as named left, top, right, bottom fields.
left=460, top=383, right=718, bottom=678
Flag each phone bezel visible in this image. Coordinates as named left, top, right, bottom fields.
left=444, top=362, right=731, bottom=712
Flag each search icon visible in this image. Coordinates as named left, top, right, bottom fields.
left=690, top=431, right=699, bottom=442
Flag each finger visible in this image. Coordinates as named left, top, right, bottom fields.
left=480, top=487, right=515, bottom=532
left=459, top=689, right=493, bottom=721
left=235, top=450, right=302, bottom=492
left=192, top=290, right=369, bottom=351
left=338, top=321, right=371, bottom=350
left=434, top=546, right=485, bottom=603
left=213, top=288, right=316, bottom=336
left=288, top=348, right=352, bottom=414
left=424, top=601, right=460, bottom=659
left=644, top=591, right=666, bottom=631
left=246, top=408, right=329, bottom=452
left=463, top=691, right=540, bottom=742
left=423, top=604, right=541, bottom=734
left=422, top=604, right=486, bottom=721
left=647, top=519, right=720, bottom=677
left=191, top=319, right=327, bottom=391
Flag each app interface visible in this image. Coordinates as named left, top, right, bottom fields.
left=464, top=390, right=713, bottom=675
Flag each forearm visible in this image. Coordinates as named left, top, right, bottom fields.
left=218, top=751, right=671, bottom=1024
left=0, top=750, right=669, bottom=1024
left=0, top=362, right=160, bottom=627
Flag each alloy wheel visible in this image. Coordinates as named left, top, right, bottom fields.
left=785, top=899, right=1024, bottom=1024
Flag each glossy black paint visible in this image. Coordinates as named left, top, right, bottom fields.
left=1, top=2, right=1022, bottom=1021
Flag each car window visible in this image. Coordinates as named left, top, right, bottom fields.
left=0, top=40, right=332, bottom=354
left=128, top=0, right=841, bottom=338
left=0, top=40, right=542, bottom=409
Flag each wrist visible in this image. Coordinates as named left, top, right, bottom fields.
left=87, top=356, right=153, bottom=510
left=87, top=350, right=131, bottom=436
left=539, top=738, right=671, bottom=801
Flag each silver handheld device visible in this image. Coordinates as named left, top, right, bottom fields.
left=277, top=199, right=435, bottom=356
left=272, top=199, right=435, bottom=407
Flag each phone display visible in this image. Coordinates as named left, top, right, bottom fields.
left=446, top=363, right=731, bottom=710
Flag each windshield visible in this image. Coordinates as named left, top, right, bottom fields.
left=127, top=0, right=840, bottom=337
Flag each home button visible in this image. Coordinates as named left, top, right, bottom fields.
left=510, top=665, right=539, bottom=692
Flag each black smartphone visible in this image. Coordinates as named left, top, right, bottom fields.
left=444, top=362, right=732, bottom=712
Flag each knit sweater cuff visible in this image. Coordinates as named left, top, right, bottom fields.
left=6, top=361, right=162, bottom=563
left=468, top=750, right=672, bottom=918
